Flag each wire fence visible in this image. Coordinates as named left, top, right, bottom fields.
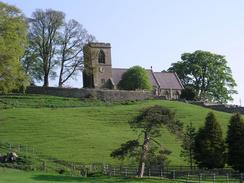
left=1, top=142, right=244, bottom=182
left=103, top=165, right=244, bottom=182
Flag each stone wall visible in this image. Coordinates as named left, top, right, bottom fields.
left=26, top=86, right=153, bottom=102
left=187, top=101, right=244, bottom=115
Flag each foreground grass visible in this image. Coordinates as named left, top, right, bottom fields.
left=0, top=168, right=177, bottom=183
left=0, top=94, right=233, bottom=166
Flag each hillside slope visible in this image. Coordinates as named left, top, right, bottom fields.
left=0, top=95, right=233, bottom=166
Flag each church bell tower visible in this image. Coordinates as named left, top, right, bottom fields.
left=83, top=42, right=113, bottom=88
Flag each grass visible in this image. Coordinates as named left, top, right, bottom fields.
left=0, top=94, right=233, bottom=166
left=0, top=168, right=240, bottom=183
left=0, top=167, right=178, bottom=183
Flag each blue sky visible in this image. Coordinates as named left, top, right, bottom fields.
left=3, top=0, right=244, bottom=104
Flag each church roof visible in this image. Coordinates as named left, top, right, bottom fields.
left=153, top=72, right=184, bottom=90
left=111, top=68, right=183, bottom=90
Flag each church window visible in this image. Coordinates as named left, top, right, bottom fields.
left=98, top=50, right=105, bottom=64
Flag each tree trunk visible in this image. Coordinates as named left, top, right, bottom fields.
left=58, top=63, right=64, bottom=87
left=43, top=74, right=49, bottom=87
left=138, top=132, right=149, bottom=178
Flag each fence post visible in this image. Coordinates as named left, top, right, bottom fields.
left=226, top=173, right=229, bottom=183
left=160, top=169, right=163, bottom=179
left=149, top=168, right=151, bottom=178
left=42, top=161, right=46, bottom=172
left=240, top=173, right=243, bottom=183
left=213, top=173, right=215, bottom=183
left=125, top=168, right=128, bottom=177
left=173, top=170, right=176, bottom=180
left=113, top=168, right=115, bottom=176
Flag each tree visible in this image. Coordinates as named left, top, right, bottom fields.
left=58, top=19, right=95, bottom=87
left=180, top=122, right=196, bottom=170
left=168, top=50, right=237, bottom=103
left=193, top=112, right=226, bottom=169
left=28, top=9, right=65, bottom=87
left=226, top=113, right=244, bottom=172
left=0, top=2, right=28, bottom=93
left=180, top=87, right=196, bottom=101
left=21, top=46, right=43, bottom=84
left=118, top=66, right=152, bottom=91
left=111, top=105, right=183, bottom=178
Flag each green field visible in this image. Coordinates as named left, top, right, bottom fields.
left=0, top=94, right=233, bottom=166
left=0, top=168, right=177, bottom=183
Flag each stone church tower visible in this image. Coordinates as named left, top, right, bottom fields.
left=83, top=42, right=113, bottom=89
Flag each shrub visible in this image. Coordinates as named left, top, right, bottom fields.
left=180, top=87, right=196, bottom=100
left=118, top=66, right=152, bottom=91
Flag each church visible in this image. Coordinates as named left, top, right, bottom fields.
left=82, top=42, right=184, bottom=100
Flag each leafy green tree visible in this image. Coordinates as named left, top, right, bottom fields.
left=21, top=46, right=43, bottom=84
left=194, top=112, right=226, bottom=169
left=226, top=113, right=244, bottom=172
left=111, top=105, right=182, bottom=177
left=118, top=66, right=152, bottom=91
left=28, top=9, right=65, bottom=87
left=0, top=2, right=28, bottom=93
left=168, top=50, right=237, bottom=103
left=180, top=122, right=196, bottom=170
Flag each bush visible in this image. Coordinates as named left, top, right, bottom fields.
left=180, top=87, right=196, bottom=100
left=118, top=66, right=152, bottom=91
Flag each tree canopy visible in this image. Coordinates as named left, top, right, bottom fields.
left=168, top=50, right=237, bottom=103
left=0, top=2, right=28, bottom=93
left=58, top=19, right=95, bottom=87
left=118, top=66, right=152, bottom=91
left=193, top=112, right=226, bottom=169
left=226, top=113, right=244, bottom=172
left=27, top=9, right=65, bottom=87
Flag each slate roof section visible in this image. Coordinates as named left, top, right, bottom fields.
left=112, top=68, right=183, bottom=90
left=111, top=68, right=127, bottom=86
left=154, top=72, right=184, bottom=90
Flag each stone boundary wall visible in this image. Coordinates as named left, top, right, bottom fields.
left=26, top=86, right=153, bottom=102
left=187, top=101, right=244, bottom=115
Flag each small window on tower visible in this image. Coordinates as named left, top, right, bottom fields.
left=98, top=50, right=105, bottom=64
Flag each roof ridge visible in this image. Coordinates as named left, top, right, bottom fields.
left=112, top=68, right=128, bottom=70
left=151, top=69, right=161, bottom=88
left=154, top=71, right=174, bottom=74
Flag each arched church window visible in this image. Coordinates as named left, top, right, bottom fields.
left=98, top=50, right=105, bottom=64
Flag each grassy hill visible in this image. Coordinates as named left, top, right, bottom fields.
left=0, top=94, right=233, bottom=166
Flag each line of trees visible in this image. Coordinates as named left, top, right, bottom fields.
left=21, top=9, right=95, bottom=87
left=0, top=2, right=96, bottom=93
left=181, top=112, right=244, bottom=172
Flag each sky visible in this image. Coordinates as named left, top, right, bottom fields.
left=3, top=0, right=244, bottom=105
